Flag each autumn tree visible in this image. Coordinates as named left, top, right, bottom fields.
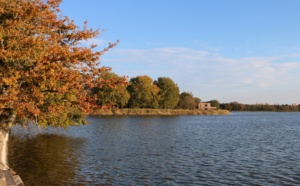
left=154, top=77, right=180, bottom=109
left=91, top=72, right=129, bottom=108
left=127, top=75, right=159, bottom=108
left=0, top=0, right=122, bottom=131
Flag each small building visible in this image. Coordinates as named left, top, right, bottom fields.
left=198, top=102, right=217, bottom=110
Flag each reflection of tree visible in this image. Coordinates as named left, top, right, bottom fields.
left=8, top=134, right=85, bottom=186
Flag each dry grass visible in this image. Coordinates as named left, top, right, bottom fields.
left=94, top=109, right=230, bottom=116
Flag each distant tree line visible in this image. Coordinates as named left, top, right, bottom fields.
left=220, top=102, right=300, bottom=112
left=92, top=73, right=201, bottom=109
left=91, top=73, right=300, bottom=112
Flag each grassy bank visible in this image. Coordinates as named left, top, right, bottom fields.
left=94, top=109, right=230, bottom=116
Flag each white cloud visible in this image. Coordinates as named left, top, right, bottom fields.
left=101, top=47, right=300, bottom=104
left=80, top=38, right=109, bottom=47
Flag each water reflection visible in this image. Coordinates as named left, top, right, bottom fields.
left=9, top=133, right=85, bottom=186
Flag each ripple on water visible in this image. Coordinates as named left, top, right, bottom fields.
left=8, top=113, right=300, bottom=185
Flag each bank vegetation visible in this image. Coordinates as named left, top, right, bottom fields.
left=220, top=102, right=300, bottom=112
left=94, top=108, right=230, bottom=116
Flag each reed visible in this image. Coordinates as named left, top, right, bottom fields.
left=94, top=109, right=230, bottom=116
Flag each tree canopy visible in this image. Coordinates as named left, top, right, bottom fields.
left=154, top=77, right=180, bottom=109
left=177, top=92, right=198, bottom=109
left=210, top=100, right=220, bottom=109
left=0, top=0, right=121, bottom=128
left=220, top=102, right=300, bottom=112
left=127, top=75, right=159, bottom=109
left=91, top=72, right=129, bottom=108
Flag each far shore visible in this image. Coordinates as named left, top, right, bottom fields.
left=93, top=109, right=230, bottom=116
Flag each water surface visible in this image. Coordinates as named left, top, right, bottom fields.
left=8, top=112, right=300, bottom=185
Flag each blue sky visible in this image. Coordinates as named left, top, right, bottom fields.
left=60, top=0, right=300, bottom=104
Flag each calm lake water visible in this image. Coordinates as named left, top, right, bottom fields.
left=8, top=112, right=300, bottom=185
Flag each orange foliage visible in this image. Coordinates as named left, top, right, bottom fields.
left=0, top=0, right=121, bottom=127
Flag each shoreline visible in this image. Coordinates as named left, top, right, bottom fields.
left=93, top=109, right=230, bottom=116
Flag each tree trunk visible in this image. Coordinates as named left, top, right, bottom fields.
left=0, top=110, right=24, bottom=185
left=0, top=129, right=9, bottom=170
left=0, top=109, right=16, bottom=170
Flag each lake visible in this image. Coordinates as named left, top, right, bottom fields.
left=8, top=112, right=300, bottom=185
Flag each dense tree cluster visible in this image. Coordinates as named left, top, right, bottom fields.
left=220, top=102, right=300, bottom=112
left=154, top=77, right=180, bottom=109
left=91, top=72, right=129, bottom=108
left=176, top=92, right=200, bottom=109
left=93, top=75, right=201, bottom=109
left=127, top=75, right=159, bottom=109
